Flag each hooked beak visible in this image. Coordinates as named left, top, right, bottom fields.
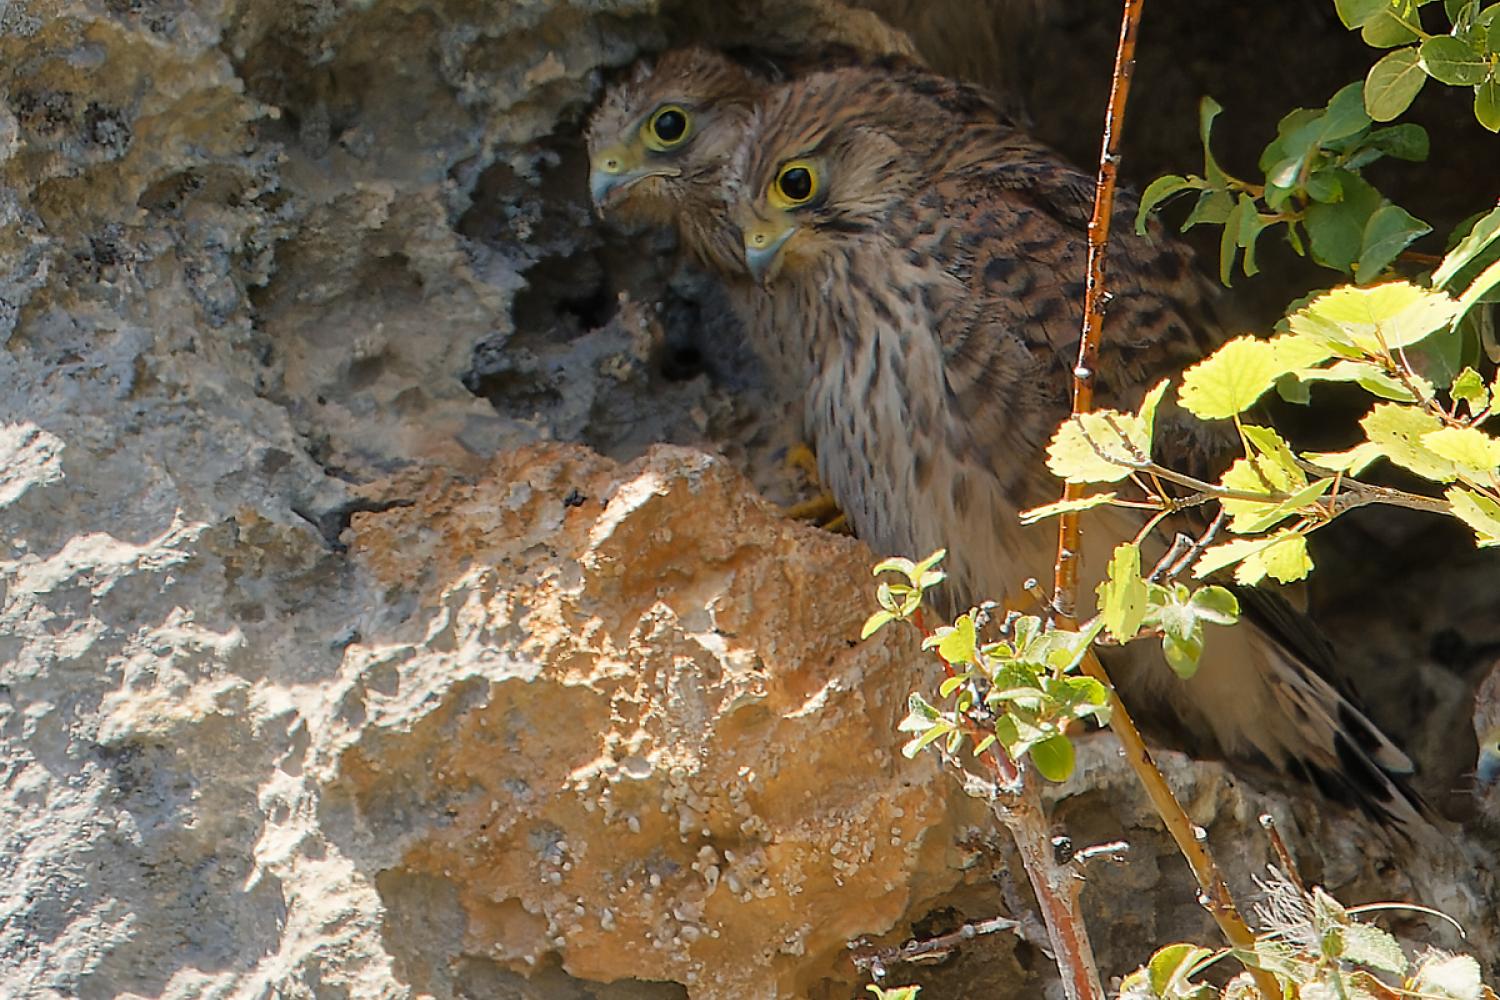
left=1478, top=733, right=1500, bottom=788
left=743, top=224, right=796, bottom=285
left=589, top=147, right=680, bottom=214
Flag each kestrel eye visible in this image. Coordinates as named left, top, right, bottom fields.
left=643, top=105, right=691, bottom=150
left=773, top=161, right=818, bottom=207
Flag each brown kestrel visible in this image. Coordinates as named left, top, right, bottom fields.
left=725, top=65, right=1426, bottom=828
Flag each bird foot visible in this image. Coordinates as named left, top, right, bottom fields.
left=782, top=442, right=849, bottom=533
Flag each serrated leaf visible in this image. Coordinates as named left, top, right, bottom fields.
left=1019, top=492, right=1119, bottom=524
left=1421, top=34, right=1493, bottom=83
left=1098, top=543, right=1149, bottom=642
left=1451, top=366, right=1491, bottom=412
left=1363, top=402, right=1458, bottom=480
left=936, top=613, right=978, bottom=666
left=1260, top=532, right=1314, bottom=584
left=1046, top=409, right=1149, bottom=483
left=1423, top=426, right=1500, bottom=477
left=1297, top=358, right=1430, bottom=402
left=1288, top=281, right=1464, bottom=355
left=1136, top=174, right=1199, bottom=233
left=1435, top=207, right=1500, bottom=287
left=1193, top=530, right=1311, bottom=585
left=1447, top=486, right=1500, bottom=545
left=1304, top=441, right=1385, bottom=474
left=1030, top=733, right=1076, bottom=782
left=1357, top=203, right=1432, bottom=281
left=1341, top=921, right=1408, bottom=974
left=1178, top=336, right=1284, bottom=419
left=1412, top=951, right=1484, bottom=1000
left=1365, top=47, right=1428, bottom=121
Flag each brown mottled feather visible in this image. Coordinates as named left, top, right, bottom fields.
left=728, top=66, right=1427, bottom=831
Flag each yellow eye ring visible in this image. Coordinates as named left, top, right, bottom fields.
left=769, top=160, right=819, bottom=209
left=642, top=104, right=692, bottom=151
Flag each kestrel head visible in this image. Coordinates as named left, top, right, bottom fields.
left=587, top=48, right=760, bottom=270
left=729, top=69, right=948, bottom=285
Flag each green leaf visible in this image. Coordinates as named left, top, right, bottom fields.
left=1451, top=366, right=1491, bottom=412
left=1162, top=631, right=1206, bottom=679
left=1421, top=34, right=1492, bottom=83
left=1362, top=402, right=1458, bottom=480
left=1433, top=206, right=1500, bottom=287
left=1363, top=122, right=1430, bottom=160
left=1098, top=543, right=1149, bottom=642
left=1219, top=196, right=1245, bottom=285
left=1182, top=188, right=1235, bottom=231
left=1364, top=47, right=1428, bottom=120
left=1473, top=75, right=1500, bottom=131
left=1357, top=203, right=1432, bottom=281
left=1364, top=9, right=1424, bottom=47
left=1411, top=951, right=1485, bottom=1000
left=1030, top=733, right=1076, bottom=782
left=1137, top=379, right=1172, bottom=447
left=1457, top=257, right=1500, bottom=315
left=1304, top=172, right=1383, bottom=272
left=1447, top=486, right=1500, bottom=545
left=1337, top=0, right=1388, bottom=27
left=1136, top=174, right=1200, bottom=234
left=1190, top=586, right=1241, bottom=626
left=1019, top=492, right=1119, bottom=525
left=1178, top=336, right=1285, bottom=419
left=1323, top=81, right=1377, bottom=140
left=1199, top=96, right=1228, bottom=185
left=1297, top=358, right=1432, bottom=402
left=1045, top=409, right=1150, bottom=483
left=1147, top=944, right=1217, bottom=997
left=1340, top=922, right=1408, bottom=975
left=1423, top=425, right=1500, bottom=477
left=1237, top=196, right=1272, bottom=278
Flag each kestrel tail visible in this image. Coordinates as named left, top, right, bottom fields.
left=727, top=65, right=1428, bottom=831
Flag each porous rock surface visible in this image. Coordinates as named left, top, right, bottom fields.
left=3, top=1, right=1499, bottom=998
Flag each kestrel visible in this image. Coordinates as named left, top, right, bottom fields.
left=587, top=47, right=1022, bottom=393
left=726, top=66, right=1426, bottom=828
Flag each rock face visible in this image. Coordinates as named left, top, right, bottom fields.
left=4, top=1, right=1499, bottom=998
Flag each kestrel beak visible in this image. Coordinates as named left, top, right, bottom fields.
left=744, top=222, right=796, bottom=285
left=1479, top=729, right=1500, bottom=787
left=589, top=146, right=680, bottom=213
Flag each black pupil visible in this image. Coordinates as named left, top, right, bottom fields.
left=654, top=109, right=686, bottom=142
left=780, top=167, right=812, bottom=201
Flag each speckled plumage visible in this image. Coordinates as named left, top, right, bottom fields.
left=727, top=65, right=1427, bottom=830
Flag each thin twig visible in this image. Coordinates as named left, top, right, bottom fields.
left=1046, top=2, right=1277, bottom=997
left=850, top=913, right=1027, bottom=978
left=1258, top=814, right=1308, bottom=897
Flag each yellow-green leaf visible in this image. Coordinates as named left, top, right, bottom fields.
left=1448, top=487, right=1500, bottom=546
left=1178, top=336, right=1284, bottom=419
left=1193, top=530, right=1312, bottom=585
left=936, top=614, right=978, bottom=666
left=1045, top=409, right=1149, bottom=483
left=1304, top=442, right=1384, bottom=475
left=1259, top=532, right=1314, bottom=584
left=1019, top=492, right=1119, bottom=525
left=1137, top=378, right=1171, bottom=442
left=1423, top=426, right=1500, bottom=479
left=1271, top=332, right=1338, bottom=371
left=1097, top=543, right=1148, bottom=642
left=1361, top=403, right=1458, bottom=481
left=1287, top=281, right=1465, bottom=356
left=1451, top=367, right=1491, bottom=413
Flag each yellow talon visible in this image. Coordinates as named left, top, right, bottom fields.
left=780, top=442, right=850, bottom=533
left=784, top=441, right=820, bottom=481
